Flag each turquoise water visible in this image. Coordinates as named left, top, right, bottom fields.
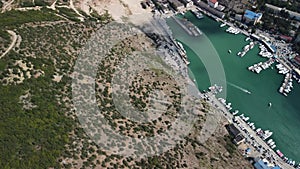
left=167, top=12, right=300, bottom=162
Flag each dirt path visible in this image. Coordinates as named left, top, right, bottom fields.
left=1, top=0, right=14, bottom=13
left=49, top=0, right=57, bottom=10
left=1, top=30, right=17, bottom=59
left=69, top=0, right=84, bottom=21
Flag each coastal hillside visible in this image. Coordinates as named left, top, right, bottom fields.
left=0, top=0, right=253, bottom=168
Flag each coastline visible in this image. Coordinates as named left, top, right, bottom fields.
left=121, top=0, right=299, bottom=167
left=158, top=10, right=298, bottom=169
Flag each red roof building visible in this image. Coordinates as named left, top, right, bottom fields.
left=294, top=55, right=300, bottom=65
left=208, top=0, right=218, bottom=8
left=279, top=35, right=293, bottom=42
left=210, top=0, right=217, bottom=4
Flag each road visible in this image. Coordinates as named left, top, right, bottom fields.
left=204, top=91, right=295, bottom=169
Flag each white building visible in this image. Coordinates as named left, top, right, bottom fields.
left=208, top=0, right=218, bottom=8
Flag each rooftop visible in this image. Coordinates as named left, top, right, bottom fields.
left=209, top=0, right=218, bottom=4
left=226, top=124, right=240, bottom=137
left=244, top=10, right=262, bottom=20
left=254, top=160, right=270, bottom=169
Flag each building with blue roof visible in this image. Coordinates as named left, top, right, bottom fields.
left=243, top=10, right=263, bottom=25
left=254, top=160, right=270, bottom=169
left=254, top=160, right=281, bottom=169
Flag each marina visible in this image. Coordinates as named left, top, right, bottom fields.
left=166, top=11, right=300, bottom=166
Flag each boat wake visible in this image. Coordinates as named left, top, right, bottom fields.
left=227, top=82, right=251, bottom=94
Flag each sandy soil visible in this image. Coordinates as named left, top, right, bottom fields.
left=74, top=0, right=152, bottom=24
left=1, top=0, right=14, bottom=13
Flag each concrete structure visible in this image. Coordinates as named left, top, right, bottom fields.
left=226, top=124, right=245, bottom=145
left=254, top=160, right=270, bottom=169
left=266, top=3, right=300, bottom=21
left=235, top=14, right=243, bottom=21
left=279, top=35, right=293, bottom=43
left=227, top=124, right=240, bottom=137
left=216, top=4, right=225, bottom=11
left=195, top=1, right=225, bottom=18
left=208, top=0, right=218, bottom=8
left=243, top=10, right=262, bottom=25
left=291, top=55, right=300, bottom=67
left=254, top=159, right=281, bottom=169
left=233, top=134, right=245, bottom=145
left=250, top=34, right=276, bottom=53
left=168, top=0, right=185, bottom=11
left=179, top=0, right=193, bottom=8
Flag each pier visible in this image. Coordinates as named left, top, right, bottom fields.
left=171, top=16, right=202, bottom=37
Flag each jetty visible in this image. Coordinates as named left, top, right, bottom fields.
left=171, top=16, right=202, bottom=37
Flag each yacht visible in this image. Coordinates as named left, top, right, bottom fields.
left=228, top=49, right=232, bottom=54
left=271, top=144, right=276, bottom=149
left=262, top=130, right=273, bottom=140
left=269, top=141, right=275, bottom=146
left=243, top=116, right=250, bottom=121
left=232, top=110, right=239, bottom=115
left=220, top=23, right=226, bottom=27
left=267, top=139, right=273, bottom=144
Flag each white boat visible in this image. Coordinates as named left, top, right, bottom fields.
left=269, top=141, right=275, bottom=146
left=228, top=49, right=232, bottom=53
left=262, top=130, right=273, bottom=140
left=244, top=45, right=250, bottom=50
left=271, top=145, right=276, bottom=149
left=232, top=110, right=239, bottom=115
left=220, top=23, right=226, bottom=27
left=243, top=116, right=250, bottom=121
left=268, top=102, right=272, bottom=107
left=267, top=139, right=273, bottom=144
left=240, top=114, right=245, bottom=119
